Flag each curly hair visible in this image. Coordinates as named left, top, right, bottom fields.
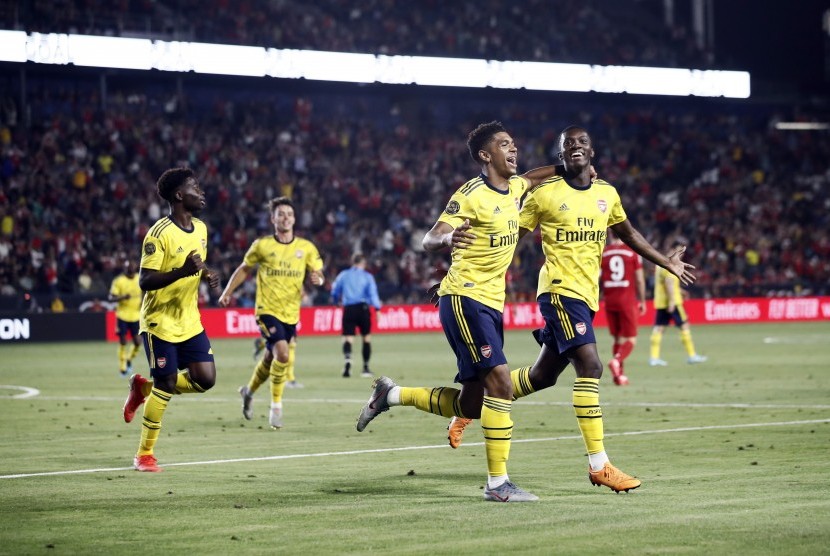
left=156, top=167, right=196, bottom=202
left=467, top=121, right=508, bottom=164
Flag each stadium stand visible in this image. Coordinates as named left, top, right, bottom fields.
left=0, top=2, right=827, bottom=311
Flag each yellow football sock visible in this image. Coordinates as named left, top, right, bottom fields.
left=481, top=396, right=513, bottom=477
left=137, top=388, right=171, bottom=456
left=680, top=329, right=696, bottom=357
left=287, top=343, right=296, bottom=382
left=248, top=359, right=270, bottom=394
left=511, top=366, right=534, bottom=399
left=650, top=330, right=663, bottom=360
left=399, top=386, right=463, bottom=417
left=129, top=343, right=141, bottom=361
left=573, top=378, right=604, bottom=454
left=118, top=345, right=128, bottom=372
left=270, top=359, right=288, bottom=404
left=174, top=370, right=205, bottom=394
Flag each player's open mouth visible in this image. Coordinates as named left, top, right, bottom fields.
left=507, top=156, right=517, bottom=164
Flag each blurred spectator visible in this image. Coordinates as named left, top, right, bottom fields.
left=50, top=295, right=65, bottom=313
left=0, top=74, right=827, bottom=310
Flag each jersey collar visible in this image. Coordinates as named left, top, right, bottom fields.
left=562, top=176, right=592, bottom=191
left=479, top=173, right=511, bottom=195
left=274, top=233, right=295, bottom=245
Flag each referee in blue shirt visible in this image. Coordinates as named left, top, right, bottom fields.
left=331, top=253, right=382, bottom=377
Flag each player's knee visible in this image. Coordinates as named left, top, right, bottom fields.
left=574, top=358, right=603, bottom=379
left=197, top=376, right=216, bottom=390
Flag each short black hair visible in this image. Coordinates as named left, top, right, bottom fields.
left=467, top=121, right=507, bottom=164
left=558, top=125, right=590, bottom=146
left=268, top=196, right=294, bottom=213
left=157, top=167, right=195, bottom=202
left=352, top=253, right=366, bottom=265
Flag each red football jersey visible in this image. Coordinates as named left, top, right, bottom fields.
left=600, top=243, right=642, bottom=310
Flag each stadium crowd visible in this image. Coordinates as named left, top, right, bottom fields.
left=7, top=0, right=712, bottom=69
left=0, top=0, right=827, bottom=311
left=0, top=73, right=828, bottom=312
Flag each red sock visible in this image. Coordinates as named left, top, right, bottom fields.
left=612, top=342, right=620, bottom=359
left=617, top=340, right=635, bottom=362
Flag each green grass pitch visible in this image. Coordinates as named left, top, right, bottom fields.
left=1, top=322, right=829, bottom=555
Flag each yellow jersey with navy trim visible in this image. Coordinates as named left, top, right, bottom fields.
left=437, top=174, right=529, bottom=311
left=244, top=235, right=323, bottom=324
left=654, top=266, right=683, bottom=309
left=519, top=177, right=626, bottom=311
left=139, top=216, right=208, bottom=342
left=109, top=274, right=142, bottom=322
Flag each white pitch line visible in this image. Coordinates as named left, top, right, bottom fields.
left=0, top=385, right=41, bottom=399
left=1, top=418, right=828, bottom=480
left=4, top=395, right=830, bottom=411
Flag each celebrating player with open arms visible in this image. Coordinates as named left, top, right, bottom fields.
left=355, top=121, right=563, bottom=502
left=453, top=126, right=694, bottom=492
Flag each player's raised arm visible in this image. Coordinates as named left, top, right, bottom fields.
left=610, top=220, right=696, bottom=285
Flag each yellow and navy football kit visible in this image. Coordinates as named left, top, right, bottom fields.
left=243, top=234, right=323, bottom=348
left=519, top=176, right=626, bottom=354
left=653, top=266, right=688, bottom=326
left=139, top=216, right=213, bottom=376
left=436, top=173, right=529, bottom=377
left=110, top=273, right=142, bottom=337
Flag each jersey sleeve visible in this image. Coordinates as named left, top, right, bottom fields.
left=140, top=234, right=165, bottom=271
left=437, top=190, right=474, bottom=230
left=369, top=274, right=381, bottom=310
left=306, top=242, right=323, bottom=273
left=519, top=187, right=541, bottom=231
left=607, top=189, right=627, bottom=227
left=243, top=238, right=262, bottom=267
left=512, top=174, right=530, bottom=196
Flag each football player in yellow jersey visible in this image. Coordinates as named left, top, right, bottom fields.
left=356, top=121, right=561, bottom=502
left=122, top=167, right=221, bottom=473
left=650, top=240, right=708, bottom=366
left=218, top=197, right=325, bottom=429
left=506, top=126, right=696, bottom=492
left=108, top=259, right=142, bottom=376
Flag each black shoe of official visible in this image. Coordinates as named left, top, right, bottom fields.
left=342, top=361, right=351, bottom=378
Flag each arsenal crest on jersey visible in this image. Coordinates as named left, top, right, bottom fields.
left=295, top=250, right=304, bottom=259
left=480, top=345, right=492, bottom=358
left=575, top=322, right=587, bottom=335
left=597, top=200, right=607, bottom=213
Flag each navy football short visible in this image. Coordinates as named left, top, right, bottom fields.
left=142, top=330, right=214, bottom=378
left=116, top=318, right=140, bottom=341
left=536, top=293, right=597, bottom=355
left=438, top=294, right=507, bottom=382
left=654, top=306, right=688, bottom=327
left=256, top=314, right=297, bottom=352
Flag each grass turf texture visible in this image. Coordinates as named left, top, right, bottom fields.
left=0, top=322, right=828, bottom=554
